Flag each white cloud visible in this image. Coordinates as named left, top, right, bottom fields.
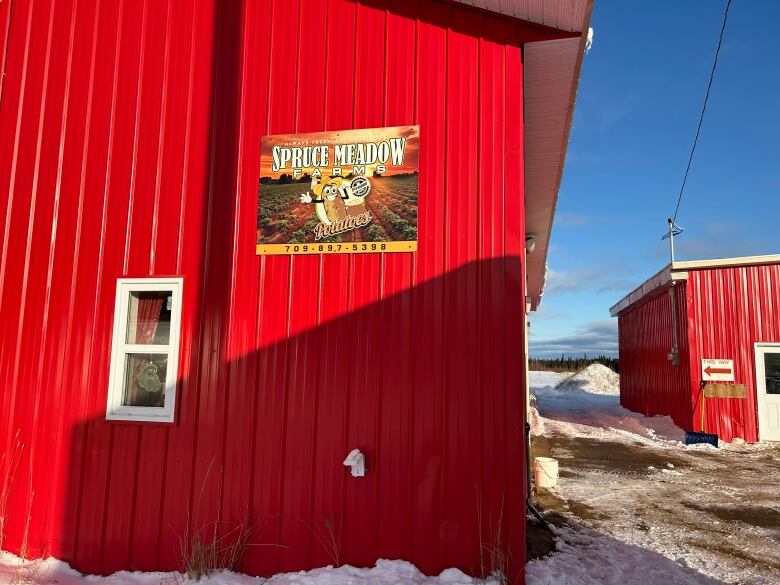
left=555, top=212, right=591, bottom=228
left=529, top=320, right=618, bottom=358
left=546, top=267, right=638, bottom=295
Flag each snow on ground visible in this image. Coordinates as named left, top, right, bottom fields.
left=528, top=367, right=780, bottom=585
left=0, top=554, right=497, bottom=585
left=529, top=368, right=684, bottom=444
left=554, top=364, right=620, bottom=396
left=526, top=525, right=721, bottom=585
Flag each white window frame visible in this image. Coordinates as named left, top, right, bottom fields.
left=106, top=277, right=183, bottom=422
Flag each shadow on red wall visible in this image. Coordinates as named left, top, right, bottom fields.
left=57, top=253, right=527, bottom=581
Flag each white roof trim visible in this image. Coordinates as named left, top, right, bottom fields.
left=610, top=254, right=780, bottom=317
left=609, top=266, right=686, bottom=317
left=671, top=254, right=780, bottom=271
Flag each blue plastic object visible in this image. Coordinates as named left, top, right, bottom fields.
left=684, top=431, right=719, bottom=447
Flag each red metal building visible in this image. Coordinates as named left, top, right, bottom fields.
left=0, top=0, right=591, bottom=580
left=611, top=256, right=780, bottom=444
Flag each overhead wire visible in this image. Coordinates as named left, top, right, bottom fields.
left=671, top=0, right=733, bottom=223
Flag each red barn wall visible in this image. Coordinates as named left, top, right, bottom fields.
left=686, top=265, right=780, bottom=442
left=0, top=0, right=531, bottom=579
left=617, top=285, right=692, bottom=430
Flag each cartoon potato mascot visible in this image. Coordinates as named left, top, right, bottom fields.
left=300, top=175, right=347, bottom=225
left=342, top=175, right=371, bottom=217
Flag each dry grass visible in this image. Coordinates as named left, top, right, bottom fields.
left=477, top=492, right=511, bottom=585
left=179, top=459, right=290, bottom=580
left=10, top=559, right=44, bottom=585
left=179, top=517, right=254, bottom=581
left=178, top=513, right=288, bottom=581
left=0, top=430, right=24, bottom=551
left=0, top=431, right=45, bottom=585
left=18, top=489, right=35, bottom=561
left=302, top=516, right=342, bottom=567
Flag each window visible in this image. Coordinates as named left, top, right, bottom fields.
left=106, top=278, right=183, bottom=422
left=765, top=353, right=780, bottom=395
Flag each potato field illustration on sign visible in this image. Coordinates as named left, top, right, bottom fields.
left=257, top=126, right=419, bottom=255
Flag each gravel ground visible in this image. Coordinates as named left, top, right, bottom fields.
left=527, top=369, right=780, bottom=585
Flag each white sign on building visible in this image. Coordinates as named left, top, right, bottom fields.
left=701, top=358, right=734, bottom=382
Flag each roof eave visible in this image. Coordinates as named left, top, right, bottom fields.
left=610, top=253, right=780, bottom=317
left=524, top=4, right=593, bottom=310
left=609, top=265, right=687, bottom=317
left=447, top=2, right=595, bottom=311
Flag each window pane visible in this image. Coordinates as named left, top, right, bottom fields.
left=765, top=353, right=780, bottom=395
left=126, top=291, right=172, bottom=345
left=123, top=353, right=168, bottom=407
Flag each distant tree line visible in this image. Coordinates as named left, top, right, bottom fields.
left=528, top=355, right=619, bottom=373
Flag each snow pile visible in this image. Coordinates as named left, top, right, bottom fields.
left=531, top=371, right=684, bottom=444
left=528, top=370, right=566, bottom=391
left=0, top=553, right=497, bottom=585
left=555, top=364, right=620, bottom=396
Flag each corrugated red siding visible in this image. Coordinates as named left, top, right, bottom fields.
left=686, top=265, right=780, bottom=442
left=0, top=0, right=533, bottom=579
left=617, top=285, right=692, bottom=430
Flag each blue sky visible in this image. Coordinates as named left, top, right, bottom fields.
left=529, top=0, right=780, bottom=358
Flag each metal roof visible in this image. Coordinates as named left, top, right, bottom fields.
left=452, top=1, right=594, bottom=310
left=609, top=254, right=780, bottom=317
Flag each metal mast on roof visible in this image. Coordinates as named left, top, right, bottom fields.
left=662, top=218, right=684, bottom=264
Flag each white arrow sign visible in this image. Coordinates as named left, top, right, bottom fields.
left=702, top=358, right=734, bottom=382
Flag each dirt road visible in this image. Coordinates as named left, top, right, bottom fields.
left=527, top=370, right=780, bottom=585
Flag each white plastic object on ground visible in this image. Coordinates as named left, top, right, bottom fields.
left=534, top=456, right=559, bottom=489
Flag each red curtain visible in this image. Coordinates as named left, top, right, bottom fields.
left=129, top=294, right=166, bottom=404
left=135, top=294, right=165, bottom=343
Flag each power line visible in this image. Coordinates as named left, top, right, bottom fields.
left=672, top=0, right=733, bottom=223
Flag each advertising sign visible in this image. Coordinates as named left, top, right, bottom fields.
left=257, top=126, right=419, bottom=255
